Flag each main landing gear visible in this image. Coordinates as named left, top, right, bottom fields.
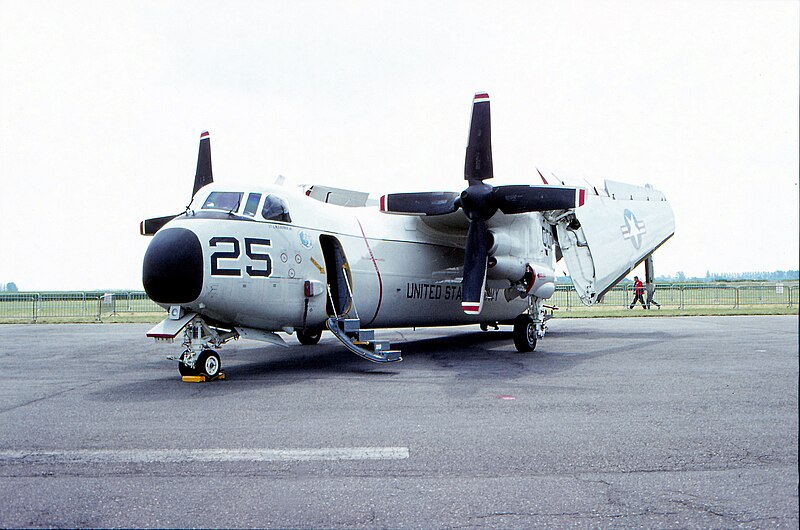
left=477, top=297, right=549, bottom=353
left=512, top=296, right=548, bottom=353
left=513, top=315, right=537, bottom=352
left=296, top=328, right=323, bottom=345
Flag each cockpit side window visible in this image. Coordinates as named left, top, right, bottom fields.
left=243, top=193, right=262, bottom=217
left=202, top=192, right=243, bottom=212
left=262, top=195, right=291, bottom=223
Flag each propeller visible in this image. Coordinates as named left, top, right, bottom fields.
left=140, top=131, right=214, bottom=236
left=192, top=130, right=213, bottom=199
left=380, top=93, right=585, bottom=314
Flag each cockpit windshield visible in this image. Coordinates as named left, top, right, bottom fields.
left=262, top=195, right=291, bottom=223
left=242, top=193, right=262, bottom=216
left=202, top=192, right=242, bottom=212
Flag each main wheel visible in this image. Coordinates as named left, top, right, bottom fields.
left=197, top=349, right=221, bottom=378
left=513, top=316, right=537, bottom=352
left=297, top=329, right=322, bottom=345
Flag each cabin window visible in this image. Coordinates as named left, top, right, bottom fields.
left=243, top=193, right=262, bottom=217
left=202, top=192, right=242, bottom=212
left=262, top=195, right=291, bottom=223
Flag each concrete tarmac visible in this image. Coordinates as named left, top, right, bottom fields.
left=0, top=315, right=797, bottom=528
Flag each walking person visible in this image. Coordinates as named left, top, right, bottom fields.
left=646, top=281, right=661, bottom=309
left=629, top=276, right=646, bottom=309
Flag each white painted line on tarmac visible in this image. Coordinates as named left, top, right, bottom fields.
left=0, top=447, right=410, bottom=464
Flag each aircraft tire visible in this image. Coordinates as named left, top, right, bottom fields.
left=513, top=316, right=537, bottom=352
left=197, top=350, right=221, bottom=378
left=297, top=329, right=323, bottom=345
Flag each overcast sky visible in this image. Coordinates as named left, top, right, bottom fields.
left=1, top=0, right=798, bottom=291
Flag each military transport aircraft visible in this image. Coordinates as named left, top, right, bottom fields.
left=141, top=93, right=675, bottom=378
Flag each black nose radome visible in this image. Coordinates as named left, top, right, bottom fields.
left=143, top=228, right=204, bottom=304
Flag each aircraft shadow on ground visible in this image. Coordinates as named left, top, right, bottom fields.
left=94, top=327, right=674, bottom=402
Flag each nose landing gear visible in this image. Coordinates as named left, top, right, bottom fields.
left=167, top=316, right=236, bottom=380
left=179, top=349, right=222, bottom=378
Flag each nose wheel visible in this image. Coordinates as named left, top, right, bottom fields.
left=178, top=349, right=221, bottom=377
left=197, top=350, right=221, bottom=378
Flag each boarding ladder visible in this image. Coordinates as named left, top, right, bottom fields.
left=325, top=272, right=401, bottom=363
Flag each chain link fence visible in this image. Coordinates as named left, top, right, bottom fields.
left=0, top=283, right=797, bottom=322
left=552, top=283, right=799, bottom=310
left=0, top=291, right=165, bottom=322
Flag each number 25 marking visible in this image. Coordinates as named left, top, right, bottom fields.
left=209, top=237, right=272, bottom=277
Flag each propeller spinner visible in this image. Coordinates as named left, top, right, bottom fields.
left=380, top=93, right=585, bottom=314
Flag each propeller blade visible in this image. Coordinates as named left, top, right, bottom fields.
left=536, top=168, right=549, bottom=185
left=140, top=214, right=180, bottom=236
left=192, top=131, right=213, bottom=198
left=464, top=92, right=493, bottom=185
left=493, top=185, right=586, bottom=214
left=461, top=217, right=489, bottom=314
left=379, top=192, right=460, bottom=216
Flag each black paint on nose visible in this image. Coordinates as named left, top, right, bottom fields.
left=143, top=228, right=203, bottom=304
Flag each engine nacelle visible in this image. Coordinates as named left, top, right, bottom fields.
left=486, top=230, right=555, bottom=299
left=487, top=231, right=513, bottom=257
left=528, top=265, right=556, bottom=299
left=487, top=231, right=527, bottom=283
left=487, top=255, right=527, bottom=282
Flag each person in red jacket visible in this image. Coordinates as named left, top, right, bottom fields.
left=629, top=276, right=646, bottom=309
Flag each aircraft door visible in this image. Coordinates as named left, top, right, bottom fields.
left=319, top=235, right=352, bottom=317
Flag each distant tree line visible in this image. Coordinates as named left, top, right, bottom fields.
left=673, top=270, right=799, bottom=282
left=0, top=282, right=19, bottom=292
